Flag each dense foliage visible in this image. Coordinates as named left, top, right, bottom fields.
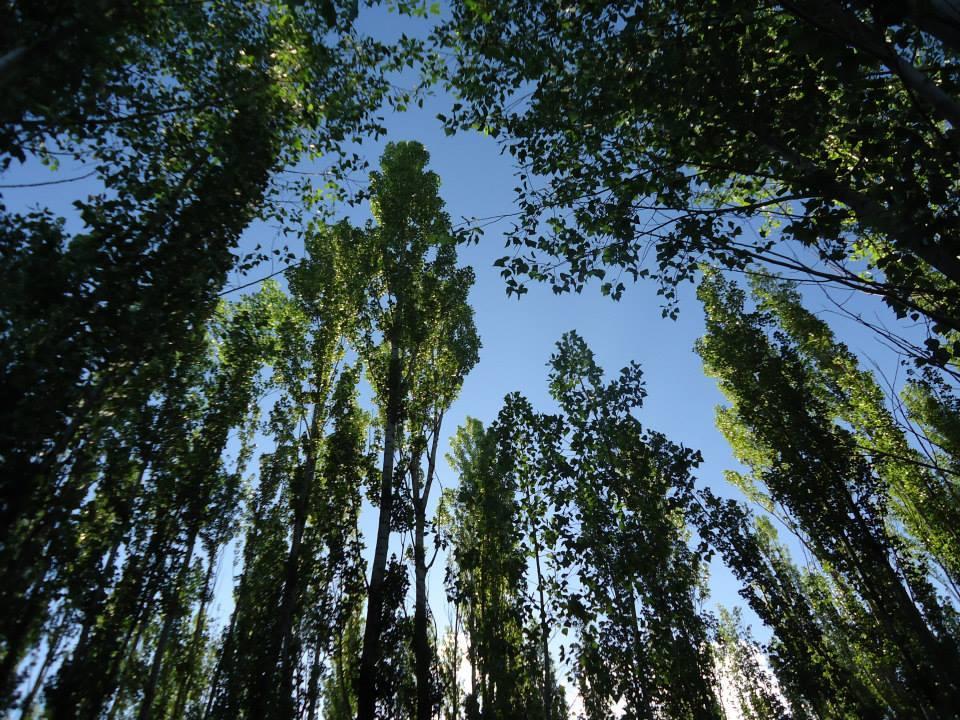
left=440, top=0, right=960, bottom=367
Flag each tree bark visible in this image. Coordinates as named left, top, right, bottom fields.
left=413, top=413, right=442, bottom=720
left=18, top=618, right=65, bottom=719
left=305, top=638, right=323, bottom=720
left=275, top=398, right=324, bottom=711
left=451, top=599, right=461, bottom=720
left=202, top=603, right=238, bottom=720
left=522, top=486, right=552, bottom=720
left=356, top=334, right=402, bottom=720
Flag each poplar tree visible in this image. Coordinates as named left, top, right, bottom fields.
left=750, top=275, right=960, bottom=587
left=351, top=141, right=478, bottom=720
left=41, top=286, right=273, bottom=718
left=206, top=232, right=372, bottom=720
left=405, top=249, right=479, bottom=720
left=697, top=272, right=960, bottom=719
left=1, top=2, right=411, bottom=695
left=445, top=418, right=544, bottom=719
left=541, top=333, right=720, bottom=720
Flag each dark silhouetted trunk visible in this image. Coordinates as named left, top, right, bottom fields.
left=171, top=548, right=217, bottom=720
left=356, top=334, right=402, bottom=720
left=413, top=413, right=442, bottom=720
left=138, top=524, right=199, bottom=720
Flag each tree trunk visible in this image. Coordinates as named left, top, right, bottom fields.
left=522, top=485, right=552, bottom=720
left=0, top=45, right=28, bottom=85
left=356, top=335, right=402, bottom=720
left=202, top=604, right=238, bottom=720
left=413, top=414, right=443, bottom=720
left=413, top=463, right=431, bottom=720
left=138, top=524, right=199, bottom=720
left=850, top=517, right=960, bottom=716
left=47, top=507, right=173, bottom=720
left=171, top=548, right=217, bottom=720
left=532, top=543, right=552, bottom=720
left=275, top=399, right=324, bottom=712
left=305, top=636, right=323, bottom=720
left=451, top=599, right=461, bottom=720
left=18, top=617, right=65, bottom=719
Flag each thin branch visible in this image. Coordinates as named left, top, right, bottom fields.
left=0, top=169, right=96, bottom=188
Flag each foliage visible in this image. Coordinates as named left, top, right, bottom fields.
left=0, top=4, right=415, bottom=709
left=696, top=271, right=960, bottom=718
left=5, top=5, right=960, bottom=719
left=440, top=0, right=960, bottom=366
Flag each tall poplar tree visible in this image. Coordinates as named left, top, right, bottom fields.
left=697, top=272, right=960, bottom=719
left=206, top=231, right=373, bottom=720
left=405, top=247, right=479, bottom=720
left=748, top=275, right=960, bottom=587
left=445, top=418, right=545, bottom=719
left=41, top=286, right=274, bottom=718
left=540, top=333, right=720, bottom=720
left=0, top=2, right=413, bottom=695
left=308, top=141, right=478, bottom=720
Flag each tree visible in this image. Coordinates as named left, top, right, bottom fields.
left=205, top=233, right=373, bottom=720
left=405, top=248, right=480, bottom=720
left=440, top=0, right=960, bottom=364
left=449, top=334, right=722, bottom=720
left=750, top=274, right=960, bottom=588
left=540, top=333, right=720, bottom=720
left=697, top=495, right=891, bottom=718
left=41, top=285, right=273, bottom=718
left=343, top=140, right=477, bottom=720
left=322, top=604, right=364, bottom=720
left=445, top=418, right=543, bottom=719
left=0, top=2, right=410, bottom=690
left=696, top=271, right=960, bottom=718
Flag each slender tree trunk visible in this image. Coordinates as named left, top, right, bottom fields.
left=413, top=415, right=443, bottom=720
left=276, top=400, right=324, bottom=708
left=138, top=524, right=199, bottom=720
left=0, top=45, right=28, bottom=85
left=0, top=580, right=50, bottom=704
left=171, top=548, right=217, bottom=720
left=356, top=335, right=402, bottom=720
left=521, top=480, right=553, bottom=720
left=305, top=636, right=323, bottom=720
left=451, top=599, right=461, bottom=720
left=202, top=604, right=238, bottom=720
left=836, top=494, right=959, bottom=718
left=105, top=603, right=155, bottom=720
left=413, top=461, right=431, bottom=720
left=47, top=507, right=173, bottom=720
left=531, top=541, right=552, bottom=720
left=338, top=630, right=353, bottom=717
left=468, top=613, right=478, bottom=709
